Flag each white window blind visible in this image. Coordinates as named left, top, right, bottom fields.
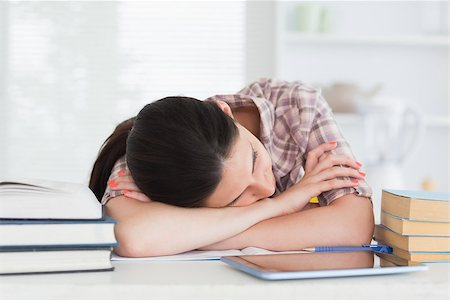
left=1, top=1, right=245, bottom=183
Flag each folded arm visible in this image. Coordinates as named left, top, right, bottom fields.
left=107, top=195, right=285, bottom=257
left=107, top=142, right=370, bottom=257
left=201, top=194, right=374, bottom=251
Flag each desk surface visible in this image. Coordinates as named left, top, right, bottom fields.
left=1, top=260, right=449, bottom=300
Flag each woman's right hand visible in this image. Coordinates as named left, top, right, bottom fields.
left=108, top=169, right=152, bottom=203
left=273, top=141, right=365, bottom=215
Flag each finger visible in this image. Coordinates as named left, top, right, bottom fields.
left=305, top=141, right=337, bottom=173
left=316, top=178, right=360, bottom=193
left=117, top=169, right=128, bottom=176
left=109, top=169, right=129, bottom=181
left=115, top=175, right=136, bottom=185
left=312, top=154, right=362, bottom=175
left=318, top=152, right=329, bottom=162
left=123, top=190, right=152, bottom=202
left=108, top=179, right=140, bottom=192
left=312, top=166, right=366, bottom=182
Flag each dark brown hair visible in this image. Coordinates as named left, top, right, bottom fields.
left=89, top=96, right=238, bottom=207
left=89, top=117, right=135, bottom=202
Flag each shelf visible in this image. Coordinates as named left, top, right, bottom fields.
left=423, top=115, right=450, bottom=127
left=285, top=32, right=450, bottom=47
left=334, top=113, right=450, bottom=127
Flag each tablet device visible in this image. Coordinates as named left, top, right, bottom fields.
left=220, top=251, right=428, bottom=280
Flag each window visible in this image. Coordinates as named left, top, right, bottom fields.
left=1, top=1, right=245, bottom=183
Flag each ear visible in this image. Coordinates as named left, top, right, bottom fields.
left=215, top=100, right=234, bottom=119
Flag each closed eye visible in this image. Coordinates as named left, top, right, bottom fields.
left=225, top=143, right=258, bottom=207
left=252, top=148, right=258, bottom=174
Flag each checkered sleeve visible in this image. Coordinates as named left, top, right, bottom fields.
left=307, top=92, right=372, bottom=206
left=100, top=156, right=128, bottom=205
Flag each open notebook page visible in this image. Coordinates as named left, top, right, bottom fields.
left=111, top=247, right=309, bottom=261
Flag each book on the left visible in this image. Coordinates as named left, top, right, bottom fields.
left=0, top=246, right=114, bottom=275
left=0, top=179, right=117, bottom=275
left=0, top=217, right=117, bottom=247
left=0, top=178, right=102, bottom=219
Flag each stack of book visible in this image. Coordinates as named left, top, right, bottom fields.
left=0, top=179, right=117, bottom=275
left=374, top=189, right=450, bottom=263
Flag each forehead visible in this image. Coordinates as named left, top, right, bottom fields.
left=205, top=128, right=251, bottom=208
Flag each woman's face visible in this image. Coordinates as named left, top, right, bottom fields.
left=205, top=110, right=276, bottom=208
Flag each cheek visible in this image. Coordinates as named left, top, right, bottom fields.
left=261, top=148, right=273, bottom=172
left=260, top=149, right=276, bottom=191
left=234, top=196, right=259, bottom=207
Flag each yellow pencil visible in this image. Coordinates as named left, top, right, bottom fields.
left=310, top=197, right=319, bottom=203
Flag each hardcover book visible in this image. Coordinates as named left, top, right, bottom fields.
left=0, top=217, right=117, bottom=247
left=374, top=224, right=450, bottom=252
left=381, top=211, right=450, bottom=236
left=381, top=189, right=450, bottom=222
left=0, top=246, right=114, bottom=275
left=388, top=245, right=450, bottom=263
left=0, top=179, right=102, bottom=219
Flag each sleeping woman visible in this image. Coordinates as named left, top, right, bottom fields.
left=89, top=78, right=374, bottom=257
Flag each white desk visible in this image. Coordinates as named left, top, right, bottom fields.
left=1, top=260, right=449, bottom=300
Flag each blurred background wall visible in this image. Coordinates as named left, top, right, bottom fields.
left=0, top=1, right=245, bottom=182
left=0, top=1, right=448, bottom=218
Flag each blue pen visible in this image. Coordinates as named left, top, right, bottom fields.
left=303, top=244, right=393, bottom=253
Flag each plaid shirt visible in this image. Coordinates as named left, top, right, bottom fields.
left=102, top=78, right=372, bottom=206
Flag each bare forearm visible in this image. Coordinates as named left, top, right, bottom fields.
left=107, top=196, right=283, bottom=257
left=203, top=194, right=374, bottom=251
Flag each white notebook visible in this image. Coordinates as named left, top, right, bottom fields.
left=111, top=247, right=309, bottom=261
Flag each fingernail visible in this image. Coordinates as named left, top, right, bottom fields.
left=359, top=171, right=366, bottom=177
left=351, top=179, right=359, bottom=183
left=108, top=179, right=118, bottom=188
left=123, top=190, right=130, bottom=194
left=328, top=141, right=337, bottom=145
left=355, top=161, right=362, bottom=167
left=118, top=170, right=126, bottom=176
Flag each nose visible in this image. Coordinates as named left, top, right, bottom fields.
left=251, top=170, right=275, bottom=199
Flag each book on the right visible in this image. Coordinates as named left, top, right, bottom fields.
left=381, top=211, right=450, bottom=236
left=374, top=224, right=450, bottom=252
left=375, top=189, right=450, bottom=263
left=387, top=245, right=450, bottom=263
left=381, top=189, right=450, bottom=221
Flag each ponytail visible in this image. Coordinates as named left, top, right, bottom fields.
left=89, top=117, right=135, bottom=201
